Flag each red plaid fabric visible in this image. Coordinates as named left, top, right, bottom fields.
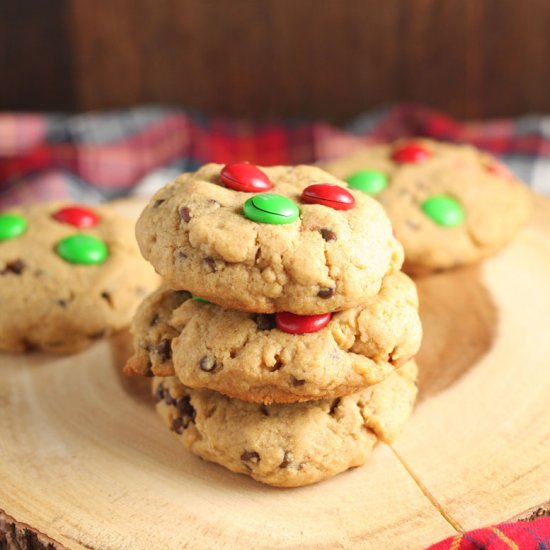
left=1, top=103, right=549, bottom=208
left=429, top=516, right=550, bottom=550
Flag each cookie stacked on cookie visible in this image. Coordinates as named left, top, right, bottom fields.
left=126, top=163, right=422, bottom=487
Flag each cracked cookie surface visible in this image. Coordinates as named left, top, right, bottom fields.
left=125, top=272, right=422, bottom=403
left=323, top=139, right=531, bottom=274
left=0, top=202, right=158, bottom=353
left=135, top=164, right=404, bottom=314
left=153, top=361, right=418, bottom=487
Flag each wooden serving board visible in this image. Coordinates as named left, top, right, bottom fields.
left=1, top=196, right=549, bottom=550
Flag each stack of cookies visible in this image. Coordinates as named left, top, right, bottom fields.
left=125, top=163, right=422, bottom=487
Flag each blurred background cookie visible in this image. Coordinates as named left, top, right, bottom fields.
left=323, top=139, right=531, bottom=274
left=0, top=202, right=158, bottom=353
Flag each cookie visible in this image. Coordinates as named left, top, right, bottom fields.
left=125, top=272, right=422, bottom=403
left=0, top=202, right=158, bottom=353
left=153, top=361, right=418, bottom=487
left=135, top=163, right=404, bottom=314
left=323, top=139, right=531, bottom=274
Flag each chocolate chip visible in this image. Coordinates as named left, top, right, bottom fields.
left=155, top=339, right=172, bottom=362
left=320, top=228, right=337, bottom=242
left=154, top=382, right=165, bottom=403
left=268, top=356, right=283, bottom=372
left=317, top=287, right=335, bottom=299
left=164, top=390, right=176, bottom=406
left=204, top=256, right=217, bottom=272
left=22, top=338, right=37, bottom=352
left=179, top=206, right=192, bottom=222
left=255, top=314, right=275, bottom=331
left=1, top=259, right=25, bottom=275
left=279, top=451, right=292, bottom=469
left=199, top=356, right=217, bottom=373
left=153, top=199, right=165, bottom=208
left=176, top=395, right=196, bottom=426
left=150, top=313, right=160, bottom=327
left=144, top=361, right=154, bottom=378
left=241, top=450, right=260, bottom=466
left=165, top=394, right=197, bottom=432
left=329, top=398, right=341, bottom=416
left=291, top=376, right=306, bottom=386
left=259, top=404, right=269, bottom=416
left=171, top=417, right=185, bottom=434
left=100, top=291, right=114, bottom=307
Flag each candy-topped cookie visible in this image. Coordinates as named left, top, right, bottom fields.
left=0, top=202, right=158, bottom=353
left=125, top=272, right=422, bottom=403
left=323, top=139, right=531, bottom=274
left=153, top=361, right=418, bottom=487
left=135, top=164, right=404, bottom=314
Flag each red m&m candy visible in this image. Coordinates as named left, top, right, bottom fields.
left=301, top=184, right=355, bottom=211
left=275, top=311, right=332, bottom=334
left=220, top=163, right=272, bottom=192
left=53, top=206, right=100, bottom=228
left=391, top=143, right=432, bottom=164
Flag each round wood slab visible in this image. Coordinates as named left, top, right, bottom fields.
left=1, top=197, right=549, bottom=550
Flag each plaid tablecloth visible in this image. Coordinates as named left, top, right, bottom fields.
left=0, top=104, right=549, bottom=549
left=1, top=103, right=550, bottom=207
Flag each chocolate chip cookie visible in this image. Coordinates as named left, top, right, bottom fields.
left=153, top=360, right=417, bottom=487
left=135, top=163, right=404, bottom=313
left=0, top=202, right=158, bottom=353
left=125, top=272, right=422, bottom=403
left=323, top=139, right=531, bottom=274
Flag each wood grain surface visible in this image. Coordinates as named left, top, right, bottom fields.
left=2, top=0, right=550, bottom=120
left=0, top=196, right=549, bottom=549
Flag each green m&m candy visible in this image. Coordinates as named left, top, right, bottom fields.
left=0, top=213, right=27, bottom=241
left=421, top=195, right=465, bottom=227
left=243, top=194, right=300, bottom=225
left=346, top=170, right=388, bottom=195
left=56, top=234, right=108, bottom=265
left=192, top=294, right=210, bottom=304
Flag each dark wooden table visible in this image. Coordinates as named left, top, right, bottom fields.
left=1, top=0, right=550, bottom=121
